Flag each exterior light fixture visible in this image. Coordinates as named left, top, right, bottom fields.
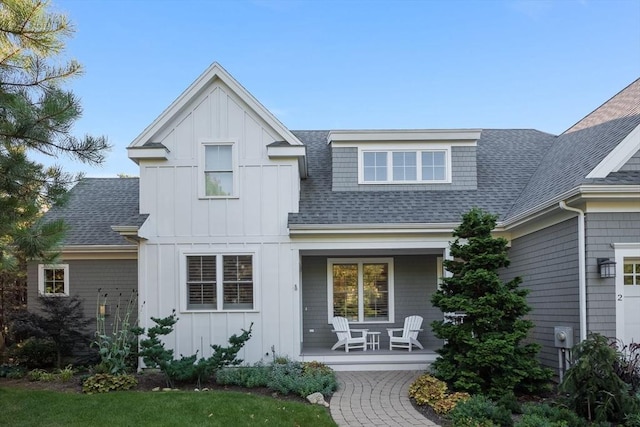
left=597, top=258, right=616, bottom=279
left=99, top=304, right=108, bottom=316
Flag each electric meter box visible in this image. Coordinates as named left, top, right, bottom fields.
left=554, top=326, right=574, bottom=349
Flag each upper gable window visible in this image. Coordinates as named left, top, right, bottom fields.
left=38, top=264, right=69, bottom=296
left=360, top=149, right=449, bottom=184
left=199, top=141, right=238, bottom=198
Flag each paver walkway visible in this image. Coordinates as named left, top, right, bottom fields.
left=330, top=371, right=440, bottom=426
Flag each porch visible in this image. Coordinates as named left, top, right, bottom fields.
left=300, top=345, right=439, bottom=371
left=299, top=250, right=444, bottom=371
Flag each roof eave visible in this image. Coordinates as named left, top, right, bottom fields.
left=127, top=146, right=169, bottom=164
left=503, top=184, right=640, bottom=230
left=267, top=144, right=308, bottom=178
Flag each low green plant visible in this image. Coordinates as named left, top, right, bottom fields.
left=496, top=392, right=522, bottom=414
left=0, top=364, right=26, bottom=378
left=449, top=395, right=513, bottom=427
left=8, top=337, right=57, bottom=368
left=82, top=373, right=138, bottom=394
left=294, top=367, right=338, bottom=397
left=267, top=358, right=303, bottom=395
left=216, top=359, right=337, bottom=398
left=409, top=374, right=470, bottom=415
left=57, top=365, right=74, bottom=382
left=517, top=402, right=585, bottom=427
left=27, top=368, right=57, bottom=382
left=92, top=290, right=138, bottom=374
left=560, top=333, right=639, bottom=423
left=624, top=412, right=640, bottom=427
left=409, top=374, right=447, bottom=405
left=216, top=364, right=271, bottom=388
left=133, top=312, right=253, bottom=388
left=614, top=340, right=640, bottom=394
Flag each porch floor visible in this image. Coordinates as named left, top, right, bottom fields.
left=300, top=345, right=439, bottom=371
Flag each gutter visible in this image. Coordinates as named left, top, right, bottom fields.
left=558, top=201, right=587, bottom=342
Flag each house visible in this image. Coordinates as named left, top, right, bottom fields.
left=28, top=63, right=640, bottom=371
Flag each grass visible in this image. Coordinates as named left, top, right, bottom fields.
left=0, top=387, right=337, bottom=427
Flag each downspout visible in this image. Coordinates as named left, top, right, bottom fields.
left=559, top=201, right=587, bottom=341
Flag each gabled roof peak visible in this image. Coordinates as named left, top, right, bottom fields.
left=128, top=62, right=303, bottom=151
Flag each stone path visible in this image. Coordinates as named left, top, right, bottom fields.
left=330, top=371, right=440, bottom=426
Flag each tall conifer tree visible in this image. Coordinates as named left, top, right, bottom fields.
left=431, top=208, right=551, bottom=396
left=0, top=0, right=108, bottom=341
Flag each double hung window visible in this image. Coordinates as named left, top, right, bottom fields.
left=200, top=142, right=236, bottom=198
left=185, top=254, right=254, bottom=311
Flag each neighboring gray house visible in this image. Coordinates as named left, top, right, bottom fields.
left=29, top=63, right=640, bottom=372
left=27, top=178, right=141, bottom=330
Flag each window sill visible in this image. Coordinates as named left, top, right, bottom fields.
left=198, top=195, right=240, bottom=200
left=358, top=180, right=451, bottom=185
left=181, top=309, right=259, bottom=314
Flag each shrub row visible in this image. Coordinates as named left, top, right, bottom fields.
left=448, top=396, right=586, bottom=427
left=216, top=358, right=338, bottom=398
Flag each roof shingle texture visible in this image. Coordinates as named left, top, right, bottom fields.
left=508, top=79, right=640, bottom=218
left=288, top=129, right=556, bottom=225
left=44, top=178, right=143, bottom=246
left=46, top=80, right=639, bottom=234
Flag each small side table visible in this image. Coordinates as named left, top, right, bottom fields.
left=367, top=331, right=381, bottom=350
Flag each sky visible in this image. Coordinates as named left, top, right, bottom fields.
left=39, top=0, right=640, bottom=177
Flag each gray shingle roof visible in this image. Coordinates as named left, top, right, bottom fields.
left=508, top=79, right=640, bottom=218
left=288, top=129, right=556, bottom=225
left=43, top=178, right=142, bottom=246
left=46, top=80, right=639, bottom=236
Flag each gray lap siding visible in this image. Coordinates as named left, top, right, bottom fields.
left=503, top=218, right=580, bottom=369
left=301, top=254, right=441, bottom=351
left=585, top=212, right=640, bottom=339
left=27, top=259, right=138, bottom=335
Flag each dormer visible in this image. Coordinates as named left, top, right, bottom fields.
left=328, top=129, right=481, bottom=191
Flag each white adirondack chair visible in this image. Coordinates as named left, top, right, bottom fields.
left=387, top=315, right=424, bottom=351
left=331, top=316, right=368, bottom=352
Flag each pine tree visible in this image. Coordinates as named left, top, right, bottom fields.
left=0, top=0, right=108, bottom=342
left=431, top=208, right=552, bottom=397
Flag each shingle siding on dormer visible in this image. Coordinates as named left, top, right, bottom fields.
left=619, top=149, right=640, bottom=172
left=331, top=146, right=477, bottom=192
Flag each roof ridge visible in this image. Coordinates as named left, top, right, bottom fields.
left=562, top=77, right=640, bottom=135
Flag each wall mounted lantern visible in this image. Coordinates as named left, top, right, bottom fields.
left=98, top=304, right=109, bottom=316
left=597, top=258, right=616, bottom=279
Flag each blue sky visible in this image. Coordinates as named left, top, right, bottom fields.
left=45, top=0, right=640, bottom=177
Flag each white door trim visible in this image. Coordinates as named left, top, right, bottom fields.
left=614, top=243, right=640, bottom=343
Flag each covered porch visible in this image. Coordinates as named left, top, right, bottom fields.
left=298, top=247, right=446, bottom=371
left=300, top=345, right=439, bottom=371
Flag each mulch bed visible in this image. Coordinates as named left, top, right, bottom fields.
left=0, top=372, right=308, bottom=405
left=410, top=398, right=452, bottom=426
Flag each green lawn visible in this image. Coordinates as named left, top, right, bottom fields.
left=0, top=387, right=337, bottom=427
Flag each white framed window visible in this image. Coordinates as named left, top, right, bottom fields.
left=327, top=258, right=394, bottom=324
left=199, top=140, right=238, bottom=198
left=623, top=258, right=640, bottom=286
left=38, top=264, right=69, bottom=296
left=182, top=253, right=255, bottom=312
left=359, top=148, right=450, bottom=184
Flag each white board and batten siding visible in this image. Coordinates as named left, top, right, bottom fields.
left=136, top=79, right=302, bottom=364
